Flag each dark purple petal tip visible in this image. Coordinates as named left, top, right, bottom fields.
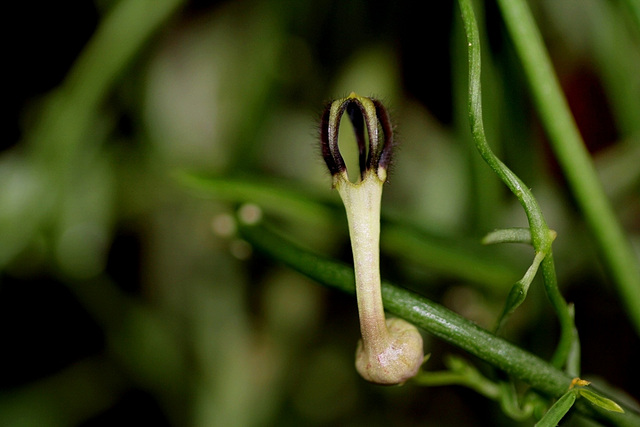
left=319, top=93, right=394, bottom=182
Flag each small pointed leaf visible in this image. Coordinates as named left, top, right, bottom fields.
left=578, top=388, right=625, bottom=413
left=535, top=391, right=576, bottom=427
left=483, top=228, right=533, bottom=245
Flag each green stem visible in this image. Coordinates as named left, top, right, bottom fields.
left=496, top=0, right=640, bottom=336
left=540, top=253, right=575, bottom=368
left=458, top=0, right=547, bottom=258
left=458, top=0, right=574, bottom=365
left=414, top=357, right=502, bottom=401
left=237, top=220, right=639, bottom=426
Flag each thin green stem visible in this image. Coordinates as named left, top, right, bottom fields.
left=496, top=0, right=640, bottom=336
left=414, top=356, right=502, bottom=401
left=540, top=254, right=575, bottom=368
left=458, top=0, right=574, bottom=366
left=458, top=0, right=547, bottom=250
left=237, top=220, right=639, bottom=426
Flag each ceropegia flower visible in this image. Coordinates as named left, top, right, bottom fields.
left=320, top=92, right=423, bottom=385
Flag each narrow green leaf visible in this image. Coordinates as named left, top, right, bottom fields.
left=578, top=388, right=625, bottom=413
left=496, top=281, right=527, bottom=329
left=483, top=228, right=532, bottom=245
left=535, top=391, right=577, bottom=427
left=494, top=251, right=545, bottom=332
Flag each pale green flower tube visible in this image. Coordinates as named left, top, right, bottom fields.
left=320, top=93, right=424, bottom=385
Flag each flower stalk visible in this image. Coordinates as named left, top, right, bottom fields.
left=320, top=92, right=424, bottom=385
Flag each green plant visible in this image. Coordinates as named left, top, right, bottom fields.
left=3, top=0, right=638, bottom=425
left=496, top=0, right=640, bottom=338
left=179, top=0, right=640, bottom=425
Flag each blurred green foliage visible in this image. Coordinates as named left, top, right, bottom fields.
left=2, top=0, right=639, bottom=426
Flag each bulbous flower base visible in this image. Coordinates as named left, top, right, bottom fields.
left=355, top=317, right=424, bottom=385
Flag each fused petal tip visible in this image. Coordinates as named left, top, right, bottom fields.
left=320, top=93, right=394, bottom=184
